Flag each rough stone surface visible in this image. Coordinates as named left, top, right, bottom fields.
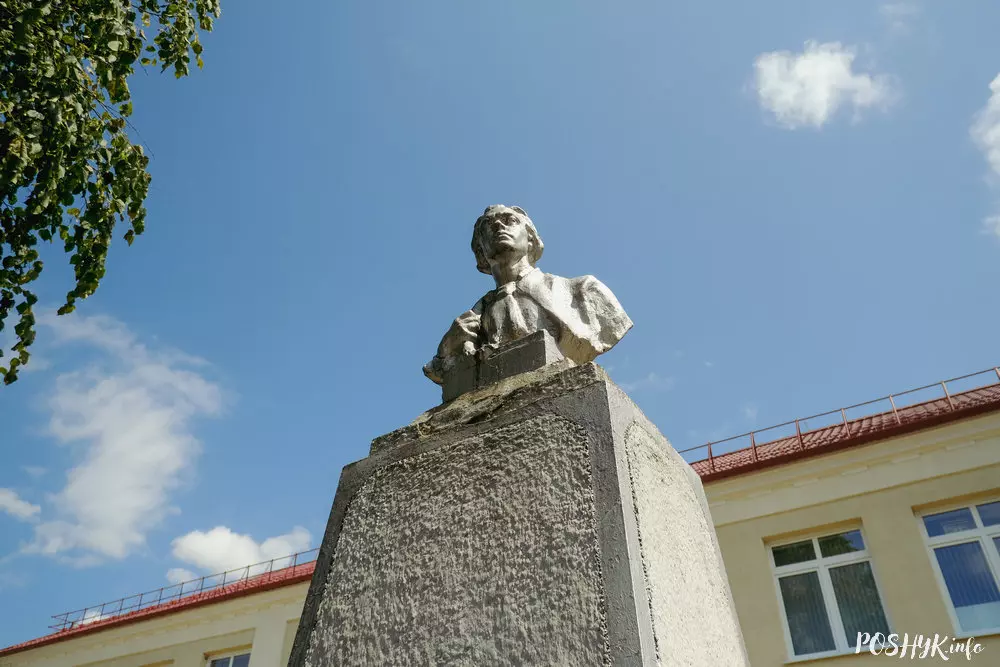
left=304, top=414, right=609, bottom=666
left=622, top=417, right=749, bottom=666
left=370, top=361, right=597, bottom=455
left=292, top=363, right=748, bottom=667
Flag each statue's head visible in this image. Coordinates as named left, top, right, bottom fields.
left=471, top=205, right=544, bottom=275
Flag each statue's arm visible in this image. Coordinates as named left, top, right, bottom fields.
left=422, top=302, right=483, bottom=384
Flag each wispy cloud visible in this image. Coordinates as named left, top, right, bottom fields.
left=169, top=526, right=312, bottom=580
left=753, top=41, right=893, bottom=129
left=165, top=567, right=199, bottom=585
left=79, top=610, right=109, bottom=625
left=742, top=405, right=759, bottom=422
left=971, top=74, right=1000, bottom=239
left=22, top=313, right=224, bottom=565
left=879, top=1, right=921, bottom=34
left=0, top=489, right=40, bottom=521
left=619, top=372, right=675, bottom=393
left=0, top=570, right=29, bottom=592
left=983, top=216, right=1000, bottom=239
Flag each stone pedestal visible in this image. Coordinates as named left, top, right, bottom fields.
left=290, top=362, right=748, bottom=666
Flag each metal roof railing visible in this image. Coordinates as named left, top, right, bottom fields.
left=48, top=548, right=320, bottom=633
left=677, top=366, right=1000, bottom=472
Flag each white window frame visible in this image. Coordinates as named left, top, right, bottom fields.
left=769, top=527, right=891, bottom=662
left=205, top=651, right=251, bottom=667
left=919, top=498, right=1000, bottom=638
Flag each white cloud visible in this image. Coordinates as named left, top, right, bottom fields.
left=619, top=372, right=676, bottom=393
left=742, top=405, right=759, bottom=422
left=753, top=41, right=893, bottom=129
left=24, top=313, right=223, bottom=564
left=971, top=74, right=1000, bottom=238
left=170, top=526, right=311, bottom=578
left=78, top=610, right=108, bottom=625
left=983, top=215, right=1000, bottom=239
left=972, top=75, right=1000, bottom=176
left=165, top=567, right=198, bottom=585
left=0, top=571, right=29, bottom=592
left=0, top=488, right=41, bottom=521
left=22, top=466, right=47, bottom=478
left=880, top=1, right=921, bottom=33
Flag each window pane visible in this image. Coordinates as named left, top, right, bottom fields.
left=819, top=530, right=865, bottom=558
left=934, top=541, right=1000, bottom=632
left=923, top=508, right=977, bottom=537
left=209, top=660, right=230, bottom=667
left=829, top=561, right=890, bottom=642
left=231, top=654, right=250, bottom=667
left=773, top=540, right=816, bottom=567
left=779, top=571, right=837, bottom=656
left=978, top=501, right=1000, bottom=527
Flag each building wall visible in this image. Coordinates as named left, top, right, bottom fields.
left=1, top=582, right=309, bottom=667
left=705, top=411, right=1000, bottom=665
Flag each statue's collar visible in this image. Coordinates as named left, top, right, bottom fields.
left=484, top=266, right=539, bottom=303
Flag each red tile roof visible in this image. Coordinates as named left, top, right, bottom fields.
left=0, top=561, right=315, bottom=658
left=691, top=381, right=1000, bottom=482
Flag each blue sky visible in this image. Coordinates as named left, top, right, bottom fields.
left=2, top=0, right=1000, bottom=648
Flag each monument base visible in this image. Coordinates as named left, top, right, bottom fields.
left=291, top=362, right=748, bottom=666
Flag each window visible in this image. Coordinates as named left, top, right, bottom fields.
left=770, top=529, right=890, bottom=659
left=208, top=653, right=250, bottom=667
left=920, top=500, right=1000, bottom=635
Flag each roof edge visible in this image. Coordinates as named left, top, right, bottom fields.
left=0, top=564, right=315, bottom=658
left=698, top=395, right=1000, bottom=483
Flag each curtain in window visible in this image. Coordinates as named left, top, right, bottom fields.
left=935, top=541, right=1000, bottom=632
left=829, top=561, right=890, bottom=642
left=779, top=571, right=836, bottom=655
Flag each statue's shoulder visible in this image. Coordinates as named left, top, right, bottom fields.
left=530, top=270, right=591, bottom=285
left=528, top=270, right=608, bottom=295
left=554, top=272, right=605, bottom=291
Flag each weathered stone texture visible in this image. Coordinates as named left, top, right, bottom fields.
left=624, top=420, right=749, bottom=666
left=304, top=414, right=609, bottom=666
left=293, top=363, right=748, bottom=666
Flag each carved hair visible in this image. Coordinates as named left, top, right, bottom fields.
left=471, top=205, right=545, bottom=275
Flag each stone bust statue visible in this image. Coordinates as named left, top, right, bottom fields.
left=423, top=205, right=632, bottom=385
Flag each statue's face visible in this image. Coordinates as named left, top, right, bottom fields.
left=480, top=211, right=531, bottom=264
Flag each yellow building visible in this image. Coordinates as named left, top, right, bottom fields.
left=0, top=560, right=316, bottom=667
left=694, top=367, right=1000, bottom=665
left=3, top=367, right=999, bottom=666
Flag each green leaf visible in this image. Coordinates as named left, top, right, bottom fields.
left=0, top=0, right=221, bottom=385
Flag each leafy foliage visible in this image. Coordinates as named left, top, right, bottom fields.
left=0, top=0, right=220, bottom=383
